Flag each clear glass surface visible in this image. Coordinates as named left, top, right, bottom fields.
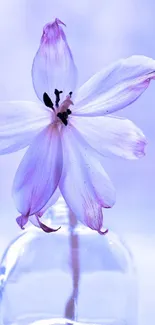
left=0, top=199, right=138, bottom=325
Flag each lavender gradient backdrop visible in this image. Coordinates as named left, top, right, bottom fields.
left=0, top=1, right=155, bottom=324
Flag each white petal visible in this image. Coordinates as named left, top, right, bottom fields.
left=12, top=125, right=62, bottom=216
left=59, top=125, right=115, bottom=232
left=32, top=19, right=77, bottom=102
left=74, top=55, right=155, bottom=116
left=0, top=101, right=51, bottom=154
left=71, top=115, right=147, bottom=159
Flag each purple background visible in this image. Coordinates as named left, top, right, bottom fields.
left=0, top=1, right=154, bottom=324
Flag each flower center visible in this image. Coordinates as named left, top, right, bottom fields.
left=43, top=89, right=72, bottom=126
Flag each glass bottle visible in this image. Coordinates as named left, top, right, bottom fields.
left=0, top=197, right=138, bottom=325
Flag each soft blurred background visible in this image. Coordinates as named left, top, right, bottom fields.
left=0, top=0, right=154, bottom=324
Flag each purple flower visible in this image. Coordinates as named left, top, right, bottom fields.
left=1, top=18, right=155, bottom=233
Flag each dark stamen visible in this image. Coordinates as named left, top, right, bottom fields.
left=57, top=112, right=68, bottom=126
left=62, top=111, right=68, bottom=119
left=67, top=109, right=72, bottom=115
left=43, top=92, right=54, bottom=110
left=57, top=108, right=72, bottom=126
left=55, top=89, right=63, bottom=107
left=69, top=91, right=73, bottom=98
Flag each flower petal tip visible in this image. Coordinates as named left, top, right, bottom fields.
left=98, top=228, right=109, bottom=235
left=55, top=18, right=66, bottom=27
left=16, top=215, right=28, bottom=230
left=33, top=214, right=61, bottom=233
left=41, top=18, right=66, bottom=45
left=38, top=222, right=61, bottom=233
left=134, top=138, right=147, bottom=158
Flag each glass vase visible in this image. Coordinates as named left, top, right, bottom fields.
left=0, top=197, right=138, bottom=325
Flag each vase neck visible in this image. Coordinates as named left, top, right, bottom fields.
left=44, top=195, right=77, bottom=228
